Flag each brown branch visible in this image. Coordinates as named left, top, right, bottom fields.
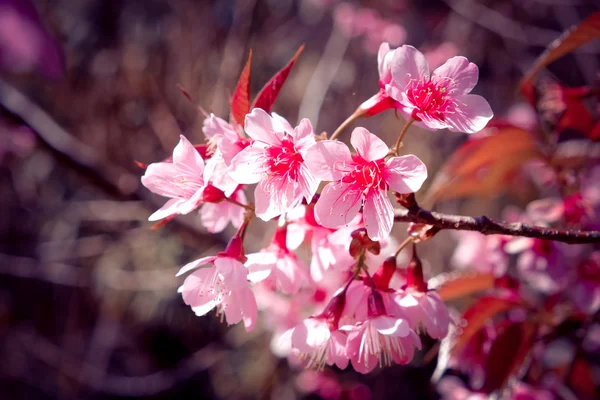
left=394, top=194, right=600, bottom=245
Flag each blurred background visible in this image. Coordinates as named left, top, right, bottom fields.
left=1, top=0, right=599, bottom=399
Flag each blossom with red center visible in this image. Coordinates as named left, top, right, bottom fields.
left=141, top=135, right=209, bottom=221
left=229, top=108, right=319, bottom=221
left=176, top=233, right=258, bottom=332
left=385, top=45, right=493, bottom=133
left=304, top=127, right=427, bottom=240
left=340, top=289, right=421, bottom=373
left=202, top=113, right=250, bottom=165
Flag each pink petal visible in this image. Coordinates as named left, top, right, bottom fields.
left=254, top=177, right=302, bottom=221
left=432, top=56, right=479, bottom=94
left=191, top=297, right=220, bottom=317
left=245, top=252, right=277, bottom=282
left=297, top=163, right=319, bottom=204
left=200, top=202, right=230, bottom=233
left=176, top=188, right=205, bottom=215
left=202, top=114, right=239, bottom=142
left=214, top=257, right=248, bottom=290
left=228, top=145, right=267, bottom=184
left=180, top=267, right=219, bottom=306
left=293, top=118, right=316, bottom=151
left=239, top=286, right=258, bottom=332
left=148, top=198, right=184, bottom=221
left=314, top=182, right=363, bottom=229
left=350, top=127, right=388, bottom=162
left=383, top=155, right=427, bottom=193
left=223, top=292, right=242, bottom=325
left=291, top=318, right=331, bottom=352
left=244, top=108, right=283, bottom=145
left=270, top=112, right=294, bottom=135
left=141, top=162, right=180, bottom=198
left=363, top=189, right=394, bottom=241
left=372, top=316, right=411, bottom=337
left=328, top=331, right=349, bottom=369
left=390, top=45, right=429, bottom=86
left=304, top=141, right=352, bottom=182
left=377, top=42, right=392, bottom=82
left=445, top=94, right=493, bottom=134
left=172, top=135, right=205, bottom=174
left=176, top=256, right=218, bottom=276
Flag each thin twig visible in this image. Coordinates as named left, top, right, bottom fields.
left=329, top=110, right=363, bottom=141
left=392, top=118, right=414, bottom=155
left=394, top=207, right=600, bottom=244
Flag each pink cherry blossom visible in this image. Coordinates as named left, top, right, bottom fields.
left=305, top=127, right=427, bottom=240
left=176, top=255, right=258, bottom=332
left=200, top=187, right=246, bottom=233
left=342, top=315, right=421, bottom=373
left=245, top=226, right=311, bottom=294
left=202, top=113, right=250, bottom=165
left=393, top=290, right=450, bottom=339
left=141, top=135, right=209, bottom=221
left=291, top=317, right=349, bottom=370
left=229, top=108, right=320, bottom=221
left=386, top=45, right=493, bottom=133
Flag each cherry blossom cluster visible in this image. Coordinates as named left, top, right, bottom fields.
left=139, top=43, right=492, bottom=374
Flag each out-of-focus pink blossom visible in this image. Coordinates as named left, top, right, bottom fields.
left=176, top=254, right=258, bottom=332
left=200, top=187, right=246, bottom=233
left=230, top=109, right=319, bottom=221
left=305, top=127, right=427, bottom=240
left=0, top=0, right=65, bottom=78
left=245, top=226, right=311, bottom=294
left=386, top=46, right=493, bottom=133
left=451, top=231, right=509, bottom=276
left=141, top=135, right=209, bottom=221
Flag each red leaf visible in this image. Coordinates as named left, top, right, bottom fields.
left=425, top=127, right=544, bottom=203
left=568, top=358, right=597, bottom=399
left=230, top=51, right=252, bottom=126
left=520, top=11, right=600, bottom=96
left=252, top=45, right=305, bottom=113
left=452, top=294, right=523, bottom=355
left=135, top=160, right=148, bottom=169
left=481, top=321, right=536, bottom=393
left=435, top=273, right=496, bottom=302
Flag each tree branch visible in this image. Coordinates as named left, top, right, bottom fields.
left=394, top=195, right=600, bottom=245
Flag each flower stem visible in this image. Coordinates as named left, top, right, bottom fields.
left=392, top=118, right=414, bottom=155
left=393, top=236, right=414, bottom=258
left=329, top=110, right=363, bottom=141
left=225, top=197, right=254, bottom=212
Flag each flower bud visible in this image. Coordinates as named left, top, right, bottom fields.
left=202, top=184, right=226, bottom=203
left=371, top=257, right=397, bottom=290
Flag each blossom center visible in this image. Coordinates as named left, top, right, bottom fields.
left=265, top=138, right=304, bottom=181
left=343, top=155, right=388, bottom=194
left=406, top=78, right=456, bottom=121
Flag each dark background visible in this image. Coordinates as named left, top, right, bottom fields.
left=1, top=0, right=599, bottom=399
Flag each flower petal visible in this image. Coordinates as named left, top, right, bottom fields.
left=390, top=45, right=429, bottom=86
left=214, top=257, right=248, bottom=290
left=384, top=155, right=428, bottom=193
left=229, top=145, right=267, bottom=184
left=202, top=114, right=239, bottom=142
left=148, top=198, right=184, bottom=221
left=245, top=251, right=277, bottom=282
left=377, top=42, right=392, bottom=82
left=350, top=127, right=389, bottom=162
left=445, top=94, right=493, bottom=134
left=244, top=108, right=283, bottom=145
left=304, top=140, right=352, bottom=182
left=363, top=189, right=394, bottom=241
left=433, top=56, right=479, bottom=94
left=254, top=177, right=302, bottom=221
left=173, top=135, right=205, bottom=174
left=292, top=118, right=316, bottom=151
left=314, top=182, right=362, bottom=229
left=176, top=256, right=218, bottom=276
left=297, top=163, right=319, bottom=204
left=291, top=318, right=331, bottom=353
left=372, top=316, right=410, bottom=337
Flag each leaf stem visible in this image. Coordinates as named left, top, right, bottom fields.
left=394, top=236, right=415, bottom=258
